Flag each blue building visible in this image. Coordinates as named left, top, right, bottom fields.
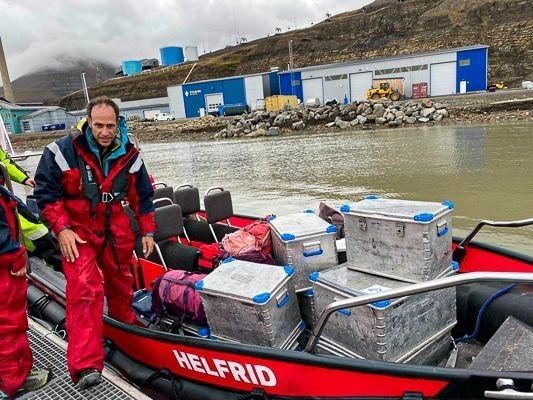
left=168, top=71, right=280, bottom=118
left=278, top=45, right=489, bottom=105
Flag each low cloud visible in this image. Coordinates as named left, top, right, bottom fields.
left=0, top=0, right=371, bottom=80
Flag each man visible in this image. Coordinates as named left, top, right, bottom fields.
left=0, top=149, right=61, bottom=270
left=34, top=97, right=156, bottom=390
left=0, top=185, right=52, bottom=398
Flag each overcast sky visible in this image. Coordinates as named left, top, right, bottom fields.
left=0, top=0, right=372, bottom=80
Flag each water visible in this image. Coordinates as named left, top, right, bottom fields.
left=13, top=121, right=533, bottom=257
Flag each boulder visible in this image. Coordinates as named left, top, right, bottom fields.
left=421, top=98, right=434, bottom=108
left=292, top=121, right=306, bottom=130
left=420, top=107, right=436, bottom=118
left=266, top=127, right=280, bottom=136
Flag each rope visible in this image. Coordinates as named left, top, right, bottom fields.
left=159, top=369, right=183, bottom=400
left=454, top=283, right=518, bottom=344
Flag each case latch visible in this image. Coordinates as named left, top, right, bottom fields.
left=396, top=222, right=405, bottom=237
left=358, top=217, right=367, bottom=231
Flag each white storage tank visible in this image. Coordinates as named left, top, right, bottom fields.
left=185, top=46, right=199, bottom=62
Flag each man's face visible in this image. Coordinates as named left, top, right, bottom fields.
left=88, top=104, right=118, bottom=149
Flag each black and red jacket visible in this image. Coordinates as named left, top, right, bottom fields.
left=34, top=118, right=155, bottom=241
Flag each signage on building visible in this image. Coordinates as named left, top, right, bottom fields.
left=185, top=89, right=202, bottom=97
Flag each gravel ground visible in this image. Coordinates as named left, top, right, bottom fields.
left=8, top=89, right=533, bottom=152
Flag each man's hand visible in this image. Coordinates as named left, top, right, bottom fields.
left=11, top=266, right=27, bottom=277
left=58, top=228, right=87, bottom=262
left=24, top=177, right=36, bottom=188
left=142, top=236, right=155, bottom=258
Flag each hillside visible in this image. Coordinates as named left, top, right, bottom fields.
left=13, top=0, right=533, bottom=110
left=0, top=61, right=115, bottom=104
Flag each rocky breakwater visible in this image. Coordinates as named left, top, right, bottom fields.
left=215, top=98, right=449, bottom=139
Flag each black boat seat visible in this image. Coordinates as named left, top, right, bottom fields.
left=152, top=186, right=174, bottom=209
left=124, top=204, right=199, bottom=272
left=173, top=184, right=201, bottom=217
left=173, top=184, right=202, bottom=243
left=204, top=187, right=238, bottom=242
left=151, top=204, right=200, bottom=271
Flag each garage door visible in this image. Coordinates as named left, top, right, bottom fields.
left=205, top=93, right=224, bottom=114
left=245, top=76, right=264, bottom=105
left=430, top=62, right=456, bottom=96
left=349, top=72, right=373, bottom=101
left=302, top=78, right=324, bottom=105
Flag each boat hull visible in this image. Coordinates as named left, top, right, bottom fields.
left=27, top=227, right=533, bottom=399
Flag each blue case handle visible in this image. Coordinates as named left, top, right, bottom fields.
left=437, top=220, right=449, bottom=237
left=303, top=241, right=323, bottom=257
left=277, top=294, right=290, bottom=308
left=276, top=289, right=290, bottom=308
left=303, top=249, right=323, bottom=257
left=437, top=227, right=448, bottom=237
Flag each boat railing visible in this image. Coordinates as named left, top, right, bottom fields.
left=454, top=218, right=533, bottom=262
left=304, top=272, right=533, bottom=353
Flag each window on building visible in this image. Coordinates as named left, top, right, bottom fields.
left=375, top=64, right=428, bottom=75
left=459, top=59, right=471, bottom=67
left=325, top=74, right=347, bottom=81
left=4, top=123, right=11, bottom=133
left=22, top=121, right=31, bottom=132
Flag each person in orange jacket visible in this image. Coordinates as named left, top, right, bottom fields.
left=0, top=185, right=51, bottom=398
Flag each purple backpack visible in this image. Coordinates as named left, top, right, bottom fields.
left=151, top=270, right=207, bottom=325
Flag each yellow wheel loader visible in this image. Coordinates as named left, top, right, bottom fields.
left=366, top=82, right=402, bottom=101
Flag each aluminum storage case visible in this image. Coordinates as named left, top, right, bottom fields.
left=316, top=325, right=453, bottom=365
left=341, top=197, right=454, bottom=282
left=268, top=211, right=338, bottom=292
left=210, top=319, right=305, bottom=351
left=297, top=289, right=317, bottom=330
left=195, top=258, right=303, bottom=349
left=310, top=263, right=457, bottom=362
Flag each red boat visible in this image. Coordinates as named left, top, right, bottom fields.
left=25, top=184, right=533, bottom=400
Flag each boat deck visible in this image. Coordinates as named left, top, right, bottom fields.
left=18, top=319, right=151, bottom=400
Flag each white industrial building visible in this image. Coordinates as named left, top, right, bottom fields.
left=278, top=45, right=489, bottom=104
left=70, top=96, right=170, bottom=122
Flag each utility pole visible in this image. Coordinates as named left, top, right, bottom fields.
left=288, top=40, right=294, bottom=70
left=96, top=67, right=100, bottom=83
left=233, top=12, right=240, bottom=45
left=289, top=40, right=295, bottom=96
left=81, top=71, right=90, bottom=106
left=0, top=36, right=15, bottom=103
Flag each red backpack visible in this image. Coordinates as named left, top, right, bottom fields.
left=151, top=270, right=207, bottom=326
left=221, top=218, right=272, bottom=256
left=246, top=219, right=272, bottom=253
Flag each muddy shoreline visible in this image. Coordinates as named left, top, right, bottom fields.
left=8, top=90, right=533, bottom=152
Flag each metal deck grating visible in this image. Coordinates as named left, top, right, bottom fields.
left=16, top=320, right=151, bottom=400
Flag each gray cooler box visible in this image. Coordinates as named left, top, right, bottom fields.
left=268, top=211, right=339, bottom=292
left=311, top=263, right=457, bottom=362
left=195, top=258, right=303, bottom=349
left=341, top=197, right=454, bottom=282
